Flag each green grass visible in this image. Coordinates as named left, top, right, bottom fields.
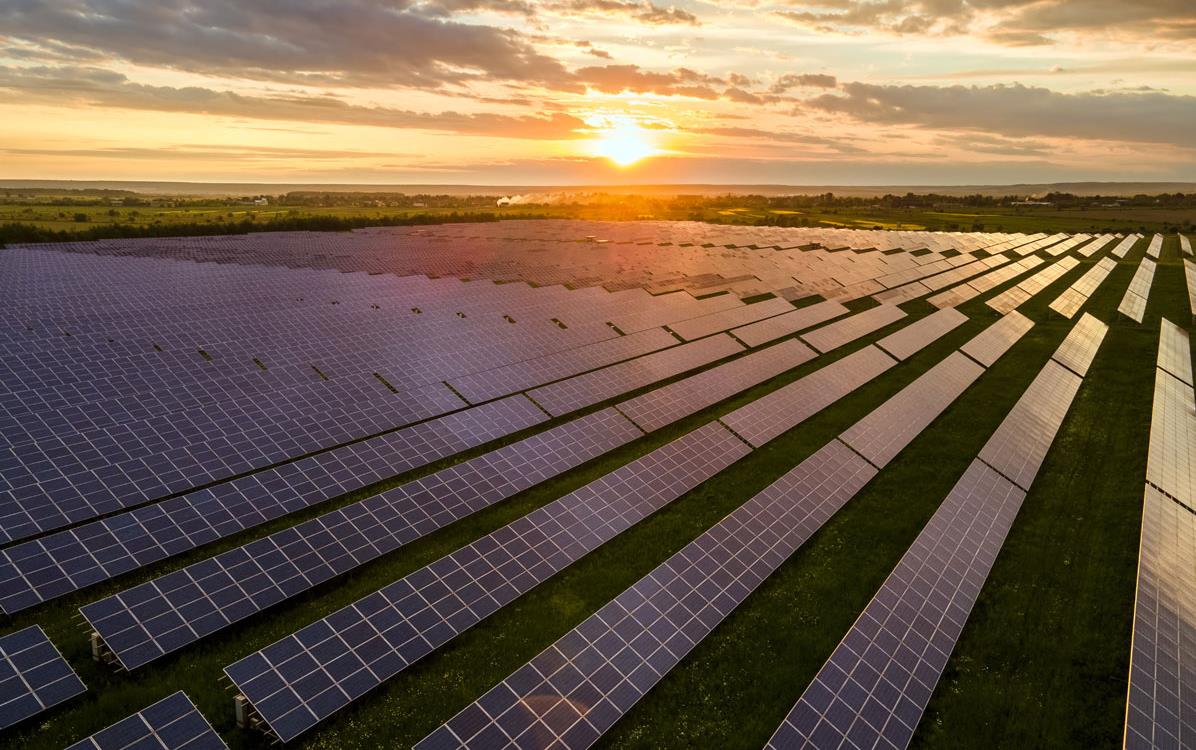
left=0, top=237, right=1168, bottom=749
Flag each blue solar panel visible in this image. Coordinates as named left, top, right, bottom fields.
left=0, top=625, right=85, bottom=730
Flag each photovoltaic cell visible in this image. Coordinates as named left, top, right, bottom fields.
left=0, top=395, right=547, bottom=614
left=720, top=346, right=897, bottom=447
left=765, top=460, right=1026, bottom=750
left=875, top=309, right=968, bottom=361
left=527, top=334, right=743, bottom=416
left=1184, top=260, right=1196, bottom=320
left=616, top=339, right=816, bottom=433
left=0, top=625, right=85, bottom=730
left=730, top=300, right=849, bottom=348
left=81, top=408, right=643, bottom=671
left=224, top=422, right=749, bottom=742
left=977, top=360, right=1082, bottom=491
left=800, top=305, right=906, bottom=354
left=65, top=691, right=225, bottom=750
left=1050, top=313, right=1109, bottom=378
left=416, top=441, right=877, bottom=750
left=958, top=311, right=1034, bottom=368
left=1124, top=486, right=1196, bottom=750
left=841, top=353, right=983, bottom=468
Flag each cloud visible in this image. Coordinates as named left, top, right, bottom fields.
left=770, top=73, right=838, bottom=93
left=773, top=0, right=1196, bottom=44
left=804, top=81, right=1196, bottom=148
left=0, top=65, right=588, bottom=139
left=0, top=0, right=577, bottom=89
left=575, top=64, right=725, bottom=98
left=549, top=0, right=700, bottom=25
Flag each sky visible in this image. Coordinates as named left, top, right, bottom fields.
left=1, top=0, right=1195, bottom=185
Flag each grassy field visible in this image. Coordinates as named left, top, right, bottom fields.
left=0, top=235, right=1168, bottom=749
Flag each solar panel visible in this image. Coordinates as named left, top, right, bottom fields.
left=224, top=421, right=749, bottom=742
left=800, top=305, right=906, bottom=354
left=81, top=408, right=643, bottom=671
left=1157, top=318, right=1193, bottom=387
left=985, top=286, right=1031, bottom=314
left=668, top=297, right=794, bottom=341
left=416, top=440, right=878, bottom=750
left=1047, top=288, right=1086, bottom=319
left=841, top=352, right=983, bottom=468
left=1146, top=234, right=1164, bottom=259
left=1184, top=260, right=1196, bottom=320
left=616, top=338, right=816, bottom=433
left=730, top=300, right=848, bottom=348
left=876, top=309, right=968, bottom=361
left=0, top=625, right=85, bottom=730
left=527, top=334, right=743, bottom=416
left=1124, top=486, right=1196, bottom=750
left=1111, top=234, right=1140, bottom=258
left=977, top=361, right=1083, bottom=491
left=65, top=691, right=225, bottom=750
left=1120, top=292, right=1148, bottom=324
left=1146, top=368, right=1196, bottom=512
left=1051, top=313, right=1109, bottom=378
left=1181, top=234, right=1193, bottom=257
left=720, top=346, right=897, bottom=447
left=1119, top=257, right=1157, bottom=324
left=765, top=460, right=1026, bottom=750
left=0, top=395, right=547, bottom=614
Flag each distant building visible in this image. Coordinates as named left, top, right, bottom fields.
left=253, top=197, right=269, bottom=206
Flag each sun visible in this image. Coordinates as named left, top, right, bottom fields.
left=592, top=124, right=656, bottom=168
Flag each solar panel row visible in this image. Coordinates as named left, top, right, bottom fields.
left=225, top=422, right=750, bottom=742
left=1120, top=257, right=1158, bottom=324
left=1111, top=234, right=1143, bottom=259
left=1049, top=257, right=1117, bottom=319
left=1125, top=320, right=1196, bottom=750
left=668, top=297, right=794, bottom=341
left=800, top=305, right=905, bottom=353
left=986, top=256, right=1080, bottom=314
left=875, top=309, right=968, bottom=361
left=729, top=300, right=848, bottom=348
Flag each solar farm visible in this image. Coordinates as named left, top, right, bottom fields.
left=1, top=221, right=1194, bottom=750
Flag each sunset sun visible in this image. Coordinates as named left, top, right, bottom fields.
left=592, top=124, right=656, bottom=168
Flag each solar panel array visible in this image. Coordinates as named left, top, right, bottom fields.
left=224, top=422, right=750, bottom=741
left=65, top=691, right=225, bottom=750
left=416, top=313, right=1031, bottom=750
left=766, top=313, right=1102, bottom=750
left=668, top=297, right=794, bottom=341
left=80, top=407, right=644, bottom=670
left=1120, top=257, right=1158, bottom=324
left=1112, top=234, right=1143, bottom=258
left=1125, top=320, right=1196, bottom=750
left=875, top=309, right=967, bottom=361
left=927, top=256, right=1045, bottom=309
left=1181, top=234, right=1193, bottom=257
left=1146, top=234, right=1164, bottom=259
left=0, top=625, right=85, bottom=730
left=1185, top=259, right=1196, bottom=321
left=958, top=311, right=1035, bottom=368
left=986, top=256, right=1080, bottom=314
left=730, top=300, right=848, bottom=348
left=800, top=305, right=906, bottom=354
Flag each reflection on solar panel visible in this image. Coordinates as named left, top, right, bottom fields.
left=1185, top=260, right=1196, bottom=320
left=1146, top=364, right=1196, bottom=512
left=720, top=346, right=897, bottom=447
left=1078, top=235, right=1117, bottom=257
left=0, top=395, right=547, bottom=614
left=765, top=461, right=1026, bottom=750
left=876, top=308, right=967, bottom=361
left=1051, top=313, right=1109, bottom=377
left=416, top=441, right=878, bottom=750
left=527, top=334, right=743, bottom=416
left=1157, top=319, right=1193, bottom=386
left=959, top=311, right=1034, bottom=368
left=65, top=691, right=225, bottom=750
left=1049, top=256, right=1117, bottom=319
left=0, top=625, right=85, bottom=730
left=668, top=297, right=794, bottom=340
left=1111, top=234, right=1141, bottom=258
left=1181, top=234, right=1193, bottom=257
left=986, top=256, right=1080, bottom=314
left=800, top=305, right=906, bottom=353
left=1119, top=257, right=1157, bottom=324
left=616, top=338, right=816, bottom=432
left=81, top=408, right=643, bottom=671
left=730, top=300, right=848, bottom=348
left=1146, top=234, right=1164, bottom=259
left=224, top=422, right=749, bottom=742
left=841, top=353, right=983, bottom=468
left=1124, top=486, right=1196, bottom=750
left=977, top=360, right=1082, bottom=491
